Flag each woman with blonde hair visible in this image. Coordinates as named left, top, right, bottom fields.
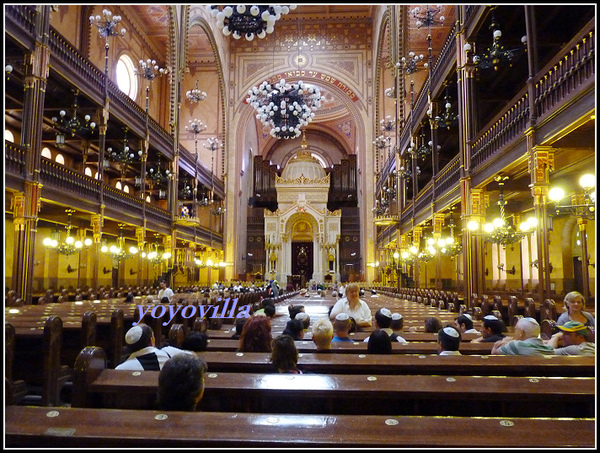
left=557, top=291, right=595, bottom=328
left=329, top=282, right=372, bottom=327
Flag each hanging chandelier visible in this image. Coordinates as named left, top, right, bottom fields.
left=186, top=80, right=207, bottom=103
left=107, top=127, right=141, bottom=164
left=482, top=176, right=524, bottom=246
left=147, top=156, right=172, bottom=186
left=43, top=210, right=92, bottom=255
left=101, top=225, right=139, bottom=263
left=373, top=134, right=391, bottom=150
left=411, top=5, right=445, bottom=28
left=380, top=116, right=395, bottom=133
left=396, top=52, right=426, bottom=76
left=246, top=78, right=323, bottom=139
left=207, top=5, right=296, bottom=41
left=434, top=89, right=458, bottom=130
left=52, top=90, right=96, bottom=146
left=464, top=11, right=527, bottom=71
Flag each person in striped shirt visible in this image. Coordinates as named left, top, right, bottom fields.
left=491, top=317, right=554, bottom=356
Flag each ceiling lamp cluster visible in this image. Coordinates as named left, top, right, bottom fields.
left=246, top=79, right=323, bottom=139
left=186, top=80, right=207, bottom=103
left=207, top=5, right=296, bottom=41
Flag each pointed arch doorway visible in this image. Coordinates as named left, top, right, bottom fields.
left=292, top=241, right=313, bottom=288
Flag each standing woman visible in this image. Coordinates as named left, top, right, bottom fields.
left=556, top=291, right=595, bottom=328
left=329, top=282, right=372, bottom=327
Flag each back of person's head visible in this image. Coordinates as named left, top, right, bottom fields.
left=483, top=315, right=503, bottom=335
left=424, top=317, right=443, bottom=333
left=125, top=323, right=154, bottom=353
left=239, top=315, right=272, bottom=352
left=282, top=318, right=304, bottom=340
left=390, top=313, right=404, bottom=331
left=438, top=325, right=461, bottom=352
left=295, top=311, right=310, bottom=329
left=270, top=334, right=299, bottom=372
left=288, top=304, right=305, bottom=319
left=234, top=317, right=248, bottom=336
left=367, top=329, right=392, bottom=354
left=333, top=313, right=352, bottom=336
left=312, top=318, right=333, bottom=350
left=262, top=298, right=275, bottom=308
left=160, top=296, right=170, bottom=304
left=125, top=292, right=134, bottom=303
left=158, top=354, right=207, bottom=411
left=515, top=317, right=540, bottom=339
left=263, top=304, right=276, bottom=318
left=375, top=308, right=393, bottom=329
left=455, top=314, right=474, bottom=330
left=181, top=331, right=209, bottom=352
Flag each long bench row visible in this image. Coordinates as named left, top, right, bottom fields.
left=5, top=406, right=595, bottom=448
left=72, top=347, right=595, bottom=418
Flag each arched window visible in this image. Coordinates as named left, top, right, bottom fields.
left=94, top=171, right=99, bottom=180
left=85, top=167, right=93, bottom=177
left=116, top=54, right=138, bottom=101
left=41, top=147, right=52, bottom=159
left=5, top=129, right=14, bottom=142
left=123, top=185, right=130, bottom=193
left=55, top=154, right=65, bottom=165
left=146, top=195, right=151, bottom=202
left=116, top=181, right=122, bottom=190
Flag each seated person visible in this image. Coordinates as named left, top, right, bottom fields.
left=329, top=282, right=372, bottom=327
left=255, top=304, right=276, bottom=319
left=332, top=313, right=354, bottom=342
left=180, top=331, right=209, bottom=353
left=270, top=334, right=302, bottom=374
left=471, top=315, right=506, bottom=343
left=116, top=324, right=188, bottom=371
left=438, top=325, right=462, bottom=355
left=492, top=317, right=554, bottom=355
left=364, top=308, right=407, bottom=344
left=311, top=318, right=333, bottom=351
left=546, top=321, right=596, bottom=356
left=157, top=354, right=208, bottom=411
left=288, top=304, right=305, bottom=319
left=454, top=314, right=480, bottom=335
left=557, top=291, right=595, bottom=328
left=238, top=315, right=272, bottom=352
left=282, top=318, right=305, bottom=341
left=424, top=317, right=443, bottom=333
left=295, top=312, right=311, bottom=330
left=254, top=298, right=275, bottom=316
left=231, top=317, right=247, bottom=340
left=366, top=329, right=392, bottom=354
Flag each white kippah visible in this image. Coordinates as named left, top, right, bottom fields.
left=125, top=326, right=143, bottom=344
left=463, top=313, right=472, bottom=321
left=483, top=315, right=498, bottom=321
left=380, top=308, right=392, bottom=318
left=522, top=317, right=539, bottom=326
left=335, top=313, right=349, bottom=321
left=392, top=313, right=403, bottom=320
left=443, top=326, right=460, bottom=338
left=296, top=312, right=309, bottom=321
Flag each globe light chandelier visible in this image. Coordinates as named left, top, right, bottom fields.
left=107, top=127, right=141, bottom=164
left=52, top=89, right=96, bottom=147
left=186, top=80, right=207, bottom=103
left=247, top=78, right=323, bottom=139
left=207, top=5, right=296, bottom=41
left=43, top=209, right=92, bottom=255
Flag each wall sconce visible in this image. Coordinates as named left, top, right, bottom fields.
left=102, top=267, right=112, bottom=274
left=129, top=268, right=137, bottom=275
left=498, top=263, right=516, bottom=275
left=67, top=264, right=77, bottom=273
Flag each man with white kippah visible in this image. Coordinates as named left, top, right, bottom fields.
left=492, top=317, right=554, bottom=355
left=364, top=308, right=407, bottom=344
left=390, top=313, right=407, bottom=343
left=471, top=314, right=506, bottom=343
left=116, top=323, right=191, bottom=371
left=437, top=325, right=462, bottom=355
left=454, top=313, right=481, bottom=335
left=332, top=313, right=354, bottom=342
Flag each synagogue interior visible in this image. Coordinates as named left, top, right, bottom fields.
left=4, top=4, right=597, bottom=448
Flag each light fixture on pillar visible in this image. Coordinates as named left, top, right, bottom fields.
left=373, top=134, right=391, bottom=151
left=207, top=5, right=296, bottom=41
left=52, top=90, right=96, bottom=145
left=548, top=174, right=596, bottom=219
left=89, top=9, right=126, bottom=42
left=464, top=10, right=527, bottom=71
left=411, top=127, right=435, bottom=161
left=135, top=58, right=169, bottom=82
left=246, top=78, right=323, bottom=139
left=186, top=80, right=207, bottom=103
left=396, top=52, right=426, bottom=76
left=43, top=209, right=92, bottom=255
left=434, top=88, right=458, bottom=130
left=439, top=217, right=463, bottom=256
left=411, top=5, right=445, bottom=28
left=6, top=64, right=13, bottom=81
left=380, top=116, right=396, bottom=133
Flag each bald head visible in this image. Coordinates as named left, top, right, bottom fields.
left=515, top=317, right=540, bottom=340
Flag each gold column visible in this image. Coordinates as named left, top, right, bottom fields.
left=136, top=225, right=146, bottom=288
left=433, top=212, right=445, bottom=289
left=528, top=144, right=554, bottom=302
left=90, top=213, right=104, bottom=290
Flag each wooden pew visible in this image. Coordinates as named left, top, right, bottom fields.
left=9, top=316, right=71, bottom=406
left=71, top=347, right=594, bottom=418
left=195, top=350, right=595, bottom=377
left=5, top=406, right=595, bottom=448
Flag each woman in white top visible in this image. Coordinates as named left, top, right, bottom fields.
left=329, top=282, right=372, bottom=327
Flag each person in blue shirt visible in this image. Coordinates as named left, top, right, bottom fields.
left=332, top=313, right=354, bottom=342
